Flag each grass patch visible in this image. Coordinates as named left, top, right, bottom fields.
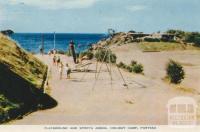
left=163, top=77, right=199, bottom=94
left=179, top=62, right=196, bottom=67
left=175, top=86, right=197, bottom=94
left=0, top=34, right=47, bottom=89
left=139, top=42, right=187, bottom=52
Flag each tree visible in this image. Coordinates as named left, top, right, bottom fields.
left=166, top=29, right=185, bottom=38
left=184, top=32, right=200, bottom=46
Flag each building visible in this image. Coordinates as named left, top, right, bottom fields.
left=151, top=33, right=176, bottom=41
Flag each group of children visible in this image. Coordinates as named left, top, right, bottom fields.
left=53, top=55, right=71, bottom=80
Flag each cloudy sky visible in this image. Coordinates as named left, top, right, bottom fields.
left=0, top=0, right=199, bottom=33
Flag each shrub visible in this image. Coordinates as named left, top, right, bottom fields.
left=57, top=50, right=66, bottom=54
left=95, top=48, right=117, bottom=63
left=130, top=60, right=137, bottom=66
left=86, top=51, right=94, bottom=60
left=79, top=52, right=87, bottom=58
left=66, top=50, right=72, bottom=56
left=117, top=62, right=127, bottom=68
left=184, top=32, right=200, bottom=46
left=117, top=61, right=143, bottom=74
left=109, top=53, right=117, bottom=63
left=80, top=51, right=94, bottom=60
left=166, top=29, right=185, bottom=38
left=126, top=66, right=132, bottom=72
left=144, top=37, right=160, bottom=42
left=132, top=64, right=143, bottom=73
left=95, top=48, right=107, bottom=62
left=117, top=62, right=125, bottom=68
left=166, top=60, right=185, bottom=84
left=166, top=30, right=200, bottom=46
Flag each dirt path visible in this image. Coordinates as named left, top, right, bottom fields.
left=11, top=54, right=199, bottom=125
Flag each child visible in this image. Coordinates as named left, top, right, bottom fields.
left=59, top=62, right=64, bottom=80
left=53, top=55, right=57, bottom=66
left=65, top=63, right=71, bottom=79
left=57, top=56, right=61, bottom=66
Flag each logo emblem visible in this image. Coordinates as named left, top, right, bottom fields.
left=167, top=96, right=197, bottom=127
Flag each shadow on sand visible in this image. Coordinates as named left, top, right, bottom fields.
left=0, top=63, right=57, bottom=123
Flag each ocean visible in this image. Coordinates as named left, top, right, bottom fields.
left=10, top=33, right=107, bottom=53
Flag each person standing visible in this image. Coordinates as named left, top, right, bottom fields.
left=59, top=62, right=64, bottom=80
left=40, top=34, right=44, bottom=55
left=56, top=56, right=61, bottom=66
left=39, top=45, right=44, bottom=55
left=69, top=40, right=77, bottom=64
left=53, top=55, right=57, bottom=66
left=65, top=63, right=71, bottom=79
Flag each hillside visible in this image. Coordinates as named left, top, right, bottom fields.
left=0, top=33, right=57, bottom=123
left=93, top=32, right=200, bottom=51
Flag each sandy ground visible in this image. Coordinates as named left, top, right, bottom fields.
left=112, top=43, right=200, bottom=93
left=11, top=44, right=200, bottom=125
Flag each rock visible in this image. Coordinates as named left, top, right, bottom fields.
left=0, top=30, right=14, bottom=35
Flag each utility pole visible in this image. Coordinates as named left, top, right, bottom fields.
left=54, top=32, right=56, bottom=49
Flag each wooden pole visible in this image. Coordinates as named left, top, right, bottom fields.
left=41, top=34, right=44, bottom=55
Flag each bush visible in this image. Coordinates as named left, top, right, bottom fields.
left=80, top=51, right=94, bottom=60
left=126, top=66, right=132, bottom=72
left=130, top=60, right=137, bottom=66
left=66, top=50, right=72, bottom=56
left=184, top=32, right=200, bottom=46
left=132, top=64, right=143, bottom=73
left=57, top=50, right=66, bottom=54
left=166, top=29, right=185, bottom=38
left=166, top=60, right=185, bottom=84
left=109, top=53, right=117, bottom=63
left=117, top=61, right=144, bottom=74
left=144, top=37, right=160, bottom=42
left=95, top=48, right=117, bottom=63
left=79, top=52, right=87, bottom=58
left=117, top=62, right=124, bottom=68
left=95, top=48, right=106, bottom=62
left=166, top=29, right=200, bottom=46
left=117, top=62, right=127, bottom=69
left=86, top=51, right=94, bottom=60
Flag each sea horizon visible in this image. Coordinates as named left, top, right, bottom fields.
left=13, top=32, right=107, bottom=34
left=9, top=33, right=108, bottom=54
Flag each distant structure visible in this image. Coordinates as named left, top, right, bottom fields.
left=127, top=32, right=176, bottom=42
left=127, top=32, right=150, bottom=39
left=150, top=33, right=176, bottom=41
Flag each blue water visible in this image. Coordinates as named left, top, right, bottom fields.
left=10, top=33, right=107, bottom=53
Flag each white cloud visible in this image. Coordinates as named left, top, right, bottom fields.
left=126, top=5, right=147, bottom=12
left=7, top=0, right=101, bottom=10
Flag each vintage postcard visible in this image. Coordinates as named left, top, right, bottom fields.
left=0, top=0, right=200, bottom=131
